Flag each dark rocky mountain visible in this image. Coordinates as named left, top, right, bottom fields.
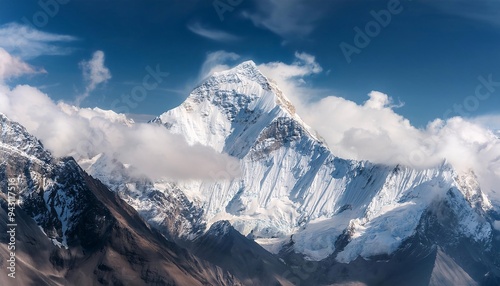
left=0, top=113, right=240, bottom=286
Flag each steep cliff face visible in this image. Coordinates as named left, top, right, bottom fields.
left=0, top=113, right=240, bottom=286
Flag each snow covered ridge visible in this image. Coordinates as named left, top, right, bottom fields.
left=142, top=61, right=498, bottom=262
left=1, top=113, right=53, bottom=164
left=1, top=113, right=111, bottom=249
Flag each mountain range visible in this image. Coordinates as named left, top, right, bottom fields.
left=1, top=61, right=500, bottom=285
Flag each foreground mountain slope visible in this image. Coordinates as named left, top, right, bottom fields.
left=190, top=220, right=296, bottom=286
left=0, top=113, right=240, bottom=286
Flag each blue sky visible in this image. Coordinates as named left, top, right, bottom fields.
left=1, top=0, right=500, bottom=127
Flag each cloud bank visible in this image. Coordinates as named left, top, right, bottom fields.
left=0, top=50, right=240, bottom=181
left=0, top=84, right=240, bottom=180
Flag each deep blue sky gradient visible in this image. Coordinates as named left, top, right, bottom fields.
left=1, top=0, right=499, bottom=126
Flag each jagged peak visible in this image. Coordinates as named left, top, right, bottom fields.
left=1, top=112, right=30, bottom=136
left=156, top=60, right=323, bottom=146
left=0, top=112, right=53, bottom=164
left=202, top=60, right=271, bottom=92
left=217, top=60, right=259, bottom=77
left=205, top=220, right=233, bottom=237
left=0, top=112, right=10, bottom=121
left=231, top=60, right=258, bottom=72
left=186, top=61, right=301, bottom=118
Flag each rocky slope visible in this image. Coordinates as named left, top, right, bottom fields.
left=0, top=113, right=240, bottom=286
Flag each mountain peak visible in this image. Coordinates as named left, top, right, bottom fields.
left=0, top=112, right=53, bottom=163
left=193, top=60, right=298, bottom=117
left=156, top=60, right=316, bottom=151
left=206, top=60, right=271, bottom=93
left=234, top=60, right=258, bottom=70
left=221, top=60, right=259, bottom=77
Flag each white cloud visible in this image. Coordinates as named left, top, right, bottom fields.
left=0, top=22, right=77, bottom=59
left=424, top=0, right=500, bottom=27
left=198, top=50, right=241, bottom=82
left=309, top=95, right=500, bottom=201
left=0, top=48, right=46, bottom=82
left=0, top=82, right=240, bottom=181
left=364, top=91, right=404, bottom=110
left=187, top=22, right=240, bottom=42
left=299, top=92, right=425, bottom=166
left=242, top=0, right=334, bottom=40
left=472, top=114, right=500, bottom=133
left=255, top=52, right=324, bottom=106
left=258, top=52, right=322, bottom=80
left=76, top=50, right=112, bottom=105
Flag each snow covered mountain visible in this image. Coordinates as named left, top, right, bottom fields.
left=152, top=61, right=497, bottom=259
left=0, top=113, right=241, bottom=285
left=79, top=61, right=500, bottom=284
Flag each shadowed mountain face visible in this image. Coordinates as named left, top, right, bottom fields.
left=189, top=220, right=295, bottom=286
left=0, top=114, right=240, bottom=286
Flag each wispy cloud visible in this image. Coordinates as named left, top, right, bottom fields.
left=187, top=22, right=240, bottom=42
left=424, top=0, right=500, bottom=26
left=198, top=50, right=241, bottom=82
left=258, top=52, right=322, bottom=80
left=76, top=50, right=112, bottom=105
left=473, top=114, right=500, bottom=131
left=0, top=48, right=46, bottom=82
left=0, top=22, right=77, bottom=59
left=242, top=0, right=335, bottom=40
left=37, top=83, right=61, bottom=90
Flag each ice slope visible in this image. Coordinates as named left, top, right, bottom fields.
left=150, top=61, right=495, bottom=262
